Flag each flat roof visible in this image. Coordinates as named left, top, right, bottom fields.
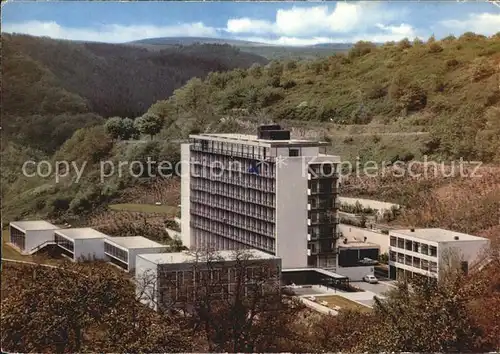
left=10, top=220, right=60, bottom=231
left=338, top=242, right=381, bottom=249
left=390, top=228, right=488, bottom=242
left=138, top=249, right=279, bottom=265
left=105, top=236, right=168, bottom=250
left=55, top=228, right=108, bottom=240
left=282, top=267, right=348, bottom=280
left=189, top=133, right=329, bottom=147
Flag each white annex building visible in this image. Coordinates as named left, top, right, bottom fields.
left=9, top=220, right=60, bottom=255
left=180, top=125, right=341, bottom=269
left=104, top=236, right=169, bottom=272
left=136, top=249, right=281, bottom=311
left=54, top=228, right=108, bottom=262
left=388, top=228, right=490, bottom=280
left=8, top=220, right=175, bottom=272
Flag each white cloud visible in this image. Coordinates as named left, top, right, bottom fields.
left=375, top=23, right=415, bottom=37
left=440, top=12, right=500, bottom=35
left=226, top=18, right=275, bottom=35
left=2, top=20, right=218, bottom=43
left=275, top=4, right=361, bottom=35
left=236, top=32, right=418, bottom=46
left=2, top=18, right=420, bottom=47
left=226, top=2, right=400, bottom=37
left=236, top=36, right=343, bottom=46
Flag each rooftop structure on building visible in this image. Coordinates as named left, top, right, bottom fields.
left=181, top=124, right=341, bottom=269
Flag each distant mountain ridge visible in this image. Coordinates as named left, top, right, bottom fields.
left=129, top=36, right=355, bottom=48
left=129, top=36, right=354, bottom=59
left=129, top=37, right=267, bottom=47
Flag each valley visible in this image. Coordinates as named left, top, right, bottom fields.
left=2, top=32, right=500, bottom=248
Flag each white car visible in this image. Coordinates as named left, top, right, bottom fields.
left=363, top=274, right=379, bottom=284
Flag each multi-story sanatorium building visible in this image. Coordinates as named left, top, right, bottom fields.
left=180, top=125, right=341, bottom=269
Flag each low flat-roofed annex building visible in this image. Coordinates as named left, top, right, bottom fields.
left=135, top=249, right=281, bottom=312
left=54, top=228, right=107, bottom=262
left=335, top=240, right=380, bottom=281
left=104, top=236, right=170, bottom=272
left=388, top=228, right=490, bottom=280
left=9, top=220, right=60, bottom=254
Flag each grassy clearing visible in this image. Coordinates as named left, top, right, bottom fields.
left=327, top=133, right=429, bottom=164
left=317, top=295, right=371, bottom=313
left=108, top=203, right=177, bottom=215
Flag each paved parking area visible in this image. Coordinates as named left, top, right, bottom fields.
left=352, top=280, right=396, bottom=296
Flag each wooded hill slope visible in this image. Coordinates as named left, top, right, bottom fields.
left=151, top=33, right=500, bottom=163
left=2, top=33, right=267, bottom=152
left=2, top=32, right=500, bottom=229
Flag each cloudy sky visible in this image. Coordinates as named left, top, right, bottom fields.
left=2, top=1, right=500, bottom=46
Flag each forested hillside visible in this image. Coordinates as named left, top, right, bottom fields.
left=2, top=32, right=500, bottom=232
left=2, top=33, right=267, bottom=153
left=151, top=33, right=500, bottom=163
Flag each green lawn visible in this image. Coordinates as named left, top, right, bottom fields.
left=317, top=295, right=371, bottom=313
left=108, top=203, right=177, bottom=215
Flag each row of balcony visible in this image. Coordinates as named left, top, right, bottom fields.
left=192, top=173, right=276, bottom=193
left=191, top=184, right=275, bottom=208
left=307, top=201, right=339, bottom=210
left=191, top=159, right=276, bottom=179
left=307, top=172, right=339, bottom=180
left=190, top=144, right=276, bottom=163
left=191, top=197, right=275, bottom=223
left=190, top=209, right=275, bottom=238
left=307, top=216, right=338, bottom=226
left=307, top=232, right=338, bottom=241
left=308, top=188, right=336, bottom=196
left=307, top=243, right=336, bottom=256
left=190, top=221, right=274, bottom=253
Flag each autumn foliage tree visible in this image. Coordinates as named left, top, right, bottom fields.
left=1, top=261, right=192, bottom=353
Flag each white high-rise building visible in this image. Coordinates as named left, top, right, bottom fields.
left=180, top=125, right=341, bottom=269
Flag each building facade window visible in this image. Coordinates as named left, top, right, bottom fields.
left=104, top=243, right=128, bottom=263
left=10, top=227, right=26, bottom=250
left=55, top=234, right=74, bottom=252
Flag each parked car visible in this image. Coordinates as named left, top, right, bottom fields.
left=363, top=274, right=379, bottom=284
left=359, top=257, right=378, bottom=266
